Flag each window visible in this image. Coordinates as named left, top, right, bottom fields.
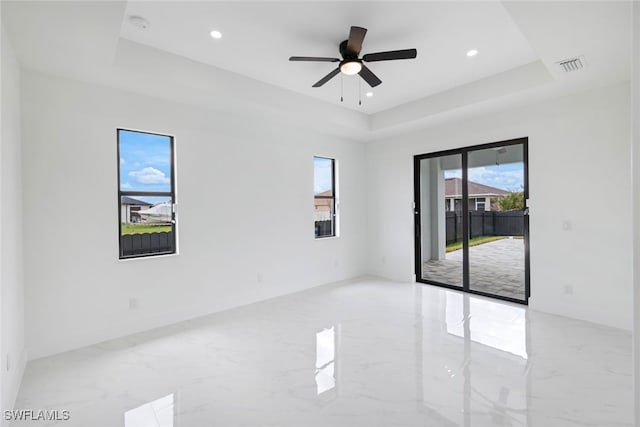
left=476, top=198, right=486, bottom=211
left=314, top=156, right=336, bottom=238
left=117, top=129, right=176, bottom=258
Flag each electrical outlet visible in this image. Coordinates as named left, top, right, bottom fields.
left=129, top=298, right=138, bottom=310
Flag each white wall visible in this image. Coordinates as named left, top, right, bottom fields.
left=631, top=1, right=639, bottom=423
left=367, top=82, right=632, bottom=330
left=21, top=70, right=367, bottom=359
left=1, top=25, right=26, bottom=414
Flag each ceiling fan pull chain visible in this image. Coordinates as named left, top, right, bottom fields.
left=359, top=77, right=362, bottom=106
left=340, top=74, right=344, bottom=102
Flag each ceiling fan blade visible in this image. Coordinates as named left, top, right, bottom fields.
left=359, top=65, right=382, bottom=88
left=363, top=49, right=417, bottom=62
left=289, top=56, right=340, bottom=62
left=346, top=26, right=367, bottom=56
left=312, top=68, right=341, bottom=87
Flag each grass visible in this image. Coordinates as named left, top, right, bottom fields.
left=121, top=223, right=172, bottom=235
left=446, top=235, right=508, bottom=253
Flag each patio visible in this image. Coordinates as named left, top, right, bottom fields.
left=422, top=237, right=525, bottom=300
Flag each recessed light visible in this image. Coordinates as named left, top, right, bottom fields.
left=210, top=30, right=222, bottom=40
left=466, top=49, right=478, bottom=57
left=365, top=92, right=374, bottom=97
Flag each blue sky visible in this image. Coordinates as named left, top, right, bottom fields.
left=119, top=130, right=172, bottom=194
left=444, top=162, right=524, bottom=192
left=314, top=157, right=333, bottom=195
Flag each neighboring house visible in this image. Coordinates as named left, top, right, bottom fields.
left=314, top=190, right=333, bottom=221
left=445, top=177, right=510, bottom=212
left=120, top=196, right=153, bottom=224
left=138, top=202, right=173, bottom=224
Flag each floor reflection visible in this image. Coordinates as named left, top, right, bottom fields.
left=315, top=326, right=337, bottom=396
left=445, top=291, right=528, bottom=359
left=417, top=286, right=531, bottom=426
left=124, top=393, right=174, bottom=427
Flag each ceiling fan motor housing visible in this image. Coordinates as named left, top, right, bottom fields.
left=339, top=39, right=362, bottom=75
left=339, top=40, right=357, bottom=60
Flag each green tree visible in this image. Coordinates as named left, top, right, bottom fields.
left=498, top=191, right=525, bottom=211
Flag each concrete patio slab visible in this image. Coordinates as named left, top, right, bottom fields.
left=422, top=237, right=525, bottom=300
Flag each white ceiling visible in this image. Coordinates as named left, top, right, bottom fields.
left=120, top=1, right=539, bottom=114
left=1, top=1, right=632, bottom=140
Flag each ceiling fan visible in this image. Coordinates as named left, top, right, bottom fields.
left=289, top=26, right=417, bottom=88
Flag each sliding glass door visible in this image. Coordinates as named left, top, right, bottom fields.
left=414, top=138, right=529, bottom=304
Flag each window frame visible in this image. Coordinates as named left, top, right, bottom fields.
left=313, top=156, right=337, bottom=239
left=117, top=128, right=177, bottom=259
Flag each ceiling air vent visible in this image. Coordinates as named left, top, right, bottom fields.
left=557, top=56, right=586, bottom=73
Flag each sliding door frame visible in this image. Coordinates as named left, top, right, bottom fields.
left=413, top=137, right=529, bottom=305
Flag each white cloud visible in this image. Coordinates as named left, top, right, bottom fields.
left=468, top=167, right=522, bottom=191
left=121, top=182, right=132, bottom=189
left=444, top=166, right=523, bottom=191
left=129, top=167, right=170, bottom=185
left=120, top=157, right=126, bottom=165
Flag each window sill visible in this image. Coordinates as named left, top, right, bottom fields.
left=118, top=252, right=179, bottom=262
left=315, top=235, right=340, bottom=241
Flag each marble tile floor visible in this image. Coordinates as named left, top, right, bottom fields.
left=423, top=238, right=525, bottom=300
left=14, top=278, right=631, bottom=427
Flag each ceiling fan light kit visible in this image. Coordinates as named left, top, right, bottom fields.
left=340, top=60, right=362, bottom=75
left=289, top=26, right=417, bottom=92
